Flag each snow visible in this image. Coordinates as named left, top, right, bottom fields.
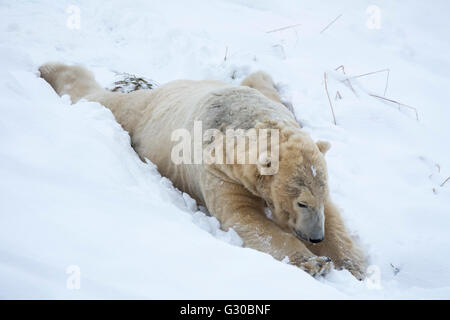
left=311, top=165, right=317, bottom=177
left=1, top=0, right=450, bottom=299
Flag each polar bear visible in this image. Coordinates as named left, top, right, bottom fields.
left=39, top=63, right=366, bottom=279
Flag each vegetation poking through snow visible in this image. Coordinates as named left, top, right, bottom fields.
left=109, top=72, right=158, bottom=93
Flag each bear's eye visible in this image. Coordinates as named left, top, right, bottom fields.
left=297, top=202, right=307, bottom=208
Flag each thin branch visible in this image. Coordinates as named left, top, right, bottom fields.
left=351, top=69, right=389, bottom=79
left=335, top=65, right=357, bottom=97
left=224, top=46, right=228, bottom=61
left=266, top=23, right=302, bottom=34
left=390, top=263, right=400, bottom=276
left=335, top=65, right=346, bottom=74
left=384, top=69, right=390, bottom=96
left=324, top=72, right=337, bottom=125
left=350, top=68, right=390, bottom=96
left=335, top=67, right=417, bottom=120
left=320, top=14, right=343, bottom=34
left=272, top=44, right=286, bottom=59
left=343, top=79, right=357, bottom=96
left=441, top=176, right=450, bottom=187
left=369, top=94, right=419, bottom=120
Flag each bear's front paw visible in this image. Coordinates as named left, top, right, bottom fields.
left=337, top=259, right=366, bottom=280
left=291, top=255, right=334, bottom=278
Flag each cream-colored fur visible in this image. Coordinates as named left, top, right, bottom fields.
left=39, top=63, right=366, bottom=279
left=241, top=71, right=281, bottom=104
left=241, top=71, right=295, bottom=114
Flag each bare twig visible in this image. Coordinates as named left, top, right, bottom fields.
left=335, top=65, right=346, bottom=74
left=272, top=44, right=286, bottom=59
left=334, top=65, right=418, bottom=120
left=266, top=23, right=302, bottom=34
left=369, top=94, right=419, bottom=120
left=384, top=69, right=390, bottom=96
left=335, top=65, right=357, bottom=97
left=350, top=68, right=390, bottom=96
left=441, top=176, right=450, bottom=187
left=351, top=69, right=389, bottom=79
left=224, top=46, right=228, bottom=61
left=343, top=79, right=357, bottom=96
left=335, top=91, right=342, bottom=100
left=324, top=72, right=337, bottom=125
left=320, top=14, right=343, bottom=34
left=390, top=263, right=400, bottom=276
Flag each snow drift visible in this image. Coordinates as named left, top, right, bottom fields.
left=1, top=0, right=450, bottom=299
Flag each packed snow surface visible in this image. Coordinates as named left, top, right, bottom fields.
left=1, top=0, right=450, bottom=299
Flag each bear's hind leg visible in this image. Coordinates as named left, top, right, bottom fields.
left=39, top=63, right=104, bottom=103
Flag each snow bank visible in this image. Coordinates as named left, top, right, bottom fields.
left=1, top=0, right=449, bottom=298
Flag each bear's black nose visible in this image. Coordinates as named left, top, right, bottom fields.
left=309, top=238, right=323, bottom=243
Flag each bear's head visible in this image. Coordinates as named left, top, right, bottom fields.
left=256, top=132, right=331, bottom=244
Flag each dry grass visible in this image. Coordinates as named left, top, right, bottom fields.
left=320, top=14, right=343, bottom=34
left=342, top=79, right=357, bottom=96
left=390, top=263, right=400, bottom=276
left=111, top=73, right=156, bottom=93
left=335, top=65, right=357, bottom=96
left=272, top=44, right=286, bottom=59
left=324, top=72, right=337, bottom=125
left=224, top=46, right=228, bottom=61
left=335, top=65, right=346, bottom=74
left=369, top=94, right=419, bottom=120
left=441, top=176, right=450, bottom=187
left=350, top=68, right=390, bottom=96
left=331, top=64, right=419, bottom=121
left=266, top=23, right=302, bottom=34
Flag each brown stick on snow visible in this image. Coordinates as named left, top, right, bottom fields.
left=350, top=68, right=390, bottom=96
left=441, top=176, right=450, bottom=187
left=266, top=23, right=301, bottom=34
left=324, top=72, right=337, bottom=125
left=224, top=46, right=228, bottom=61
left=344, top=79, right=357, bottom=96
left=320, top=14, right=342, bottom=34
left=369, top=94, right=419, bottom=120
left=335, top=65, right=346, bottom=74
left=335, top=65, right=357, bottom=97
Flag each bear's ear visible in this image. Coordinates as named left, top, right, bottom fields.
left=316, top=140, right=331, bottom=154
